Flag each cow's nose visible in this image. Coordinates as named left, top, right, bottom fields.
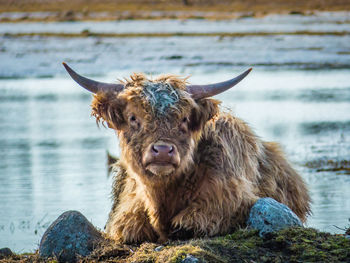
left=143, top=141, right=180, bottom=167
left=151, top=144, right=175, bottom=159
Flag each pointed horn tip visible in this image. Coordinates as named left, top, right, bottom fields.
left=62, top=62, right=70, bottom=70
left=240, top=67, right=253, bottom=78
left=244, top=68, right=253, bottom=75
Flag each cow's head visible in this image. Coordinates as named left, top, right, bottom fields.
left=63, top=63, right=251, bottom=181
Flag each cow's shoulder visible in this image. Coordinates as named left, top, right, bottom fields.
left=195, top=112, right=261, bottom=171
left=200, top=112, right=256, bottom=146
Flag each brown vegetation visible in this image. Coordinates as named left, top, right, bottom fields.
left=1, top=0, right=350, bottom=21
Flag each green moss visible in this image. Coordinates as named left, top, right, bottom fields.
left=167, top=245, right=202, bottom=263
left=2, top=227, right=350, bottom=262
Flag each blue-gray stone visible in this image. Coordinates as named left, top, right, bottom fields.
left=0, top=247, right=13, bottom=259
left=39, top=210, right=103, bottom=262
left=182, top=254, right=199, bottom=263
left=154, top=245, right=164, bottom=252
left=247, top=198, right=303, bottom=237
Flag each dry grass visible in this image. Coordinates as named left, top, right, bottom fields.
left=1, top=0, right=350, bottom=22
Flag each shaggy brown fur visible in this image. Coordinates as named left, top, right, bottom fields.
left=91, top=73, right=311, bottom=243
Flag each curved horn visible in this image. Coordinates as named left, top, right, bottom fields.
left=186, top=68, right=252, bottom=99
left=62, top=62, right=124, bottom=93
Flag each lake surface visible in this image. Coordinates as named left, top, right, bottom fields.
left=0, top=13, right=350, bottom=252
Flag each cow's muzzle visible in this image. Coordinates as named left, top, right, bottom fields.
left=143, top=141, right=180, bottom=175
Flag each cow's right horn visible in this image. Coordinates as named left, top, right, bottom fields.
left=186, top=68, right=252, bottom=99
left=62, top=62, right=124, bottom=94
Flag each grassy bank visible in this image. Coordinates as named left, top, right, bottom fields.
left=1, top=0, right=350, bottom=22
left=2, top=227, right=350, bottom=262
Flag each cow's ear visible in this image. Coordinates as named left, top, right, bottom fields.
left=189, top=98, right=220, bottom=131
left=91, top=92, right=126, bottom=130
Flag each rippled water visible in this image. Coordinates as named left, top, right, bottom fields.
left=1, top=12, right=350, bottom=34
left=0, top=13, right=350, bottom=252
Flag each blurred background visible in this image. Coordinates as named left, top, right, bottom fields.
left=0, top=0, right=350, bottom=252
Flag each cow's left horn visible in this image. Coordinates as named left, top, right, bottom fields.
left=186, top=68, right=252, bottom=99
left=62, top=62, right=124, bottom=94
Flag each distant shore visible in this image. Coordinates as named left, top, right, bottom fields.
left=1, top=0, right=350, bottom=22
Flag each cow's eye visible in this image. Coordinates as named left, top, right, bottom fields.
left=130, top=115, right=136, bottom=122
left=180, top=117, right=189, bottom=133
left=129, top=115, right=139, bottom=129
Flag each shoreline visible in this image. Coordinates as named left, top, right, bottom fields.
left=1, top=0, right=350, bottom=22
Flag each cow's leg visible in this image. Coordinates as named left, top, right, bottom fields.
left=106, top=164, right=158, bottom=243
left=105, top=201, right=157, bottom=243
left=171, top=176, right=257, bottom=238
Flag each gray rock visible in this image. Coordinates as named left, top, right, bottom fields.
left=39, top=210, right=103, bottom=262
left=182, top=254, right=199, bottom=263
left=0, top=247, right=13, bottom=259
left=247, top=197, right=303, bottom=237
left=154, top=245, right=164, bottom=252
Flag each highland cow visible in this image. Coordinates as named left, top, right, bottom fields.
left=63, top=63, right=311, bottom=243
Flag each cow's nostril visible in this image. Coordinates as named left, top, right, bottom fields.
left=152, top=145, right=159, bottom=154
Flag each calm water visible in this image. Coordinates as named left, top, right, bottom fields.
left=0, top=13, right=350, bottom=252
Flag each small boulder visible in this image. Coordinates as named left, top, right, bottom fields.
left=0, top=247, right=13, bottom=259
left=154, top=245, right=164, bottom=252
left=39, top=210, right=103, bottom=262
left=247, top=198, right=303, bottom=237
left=182, top=254, right=199, bottom=263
